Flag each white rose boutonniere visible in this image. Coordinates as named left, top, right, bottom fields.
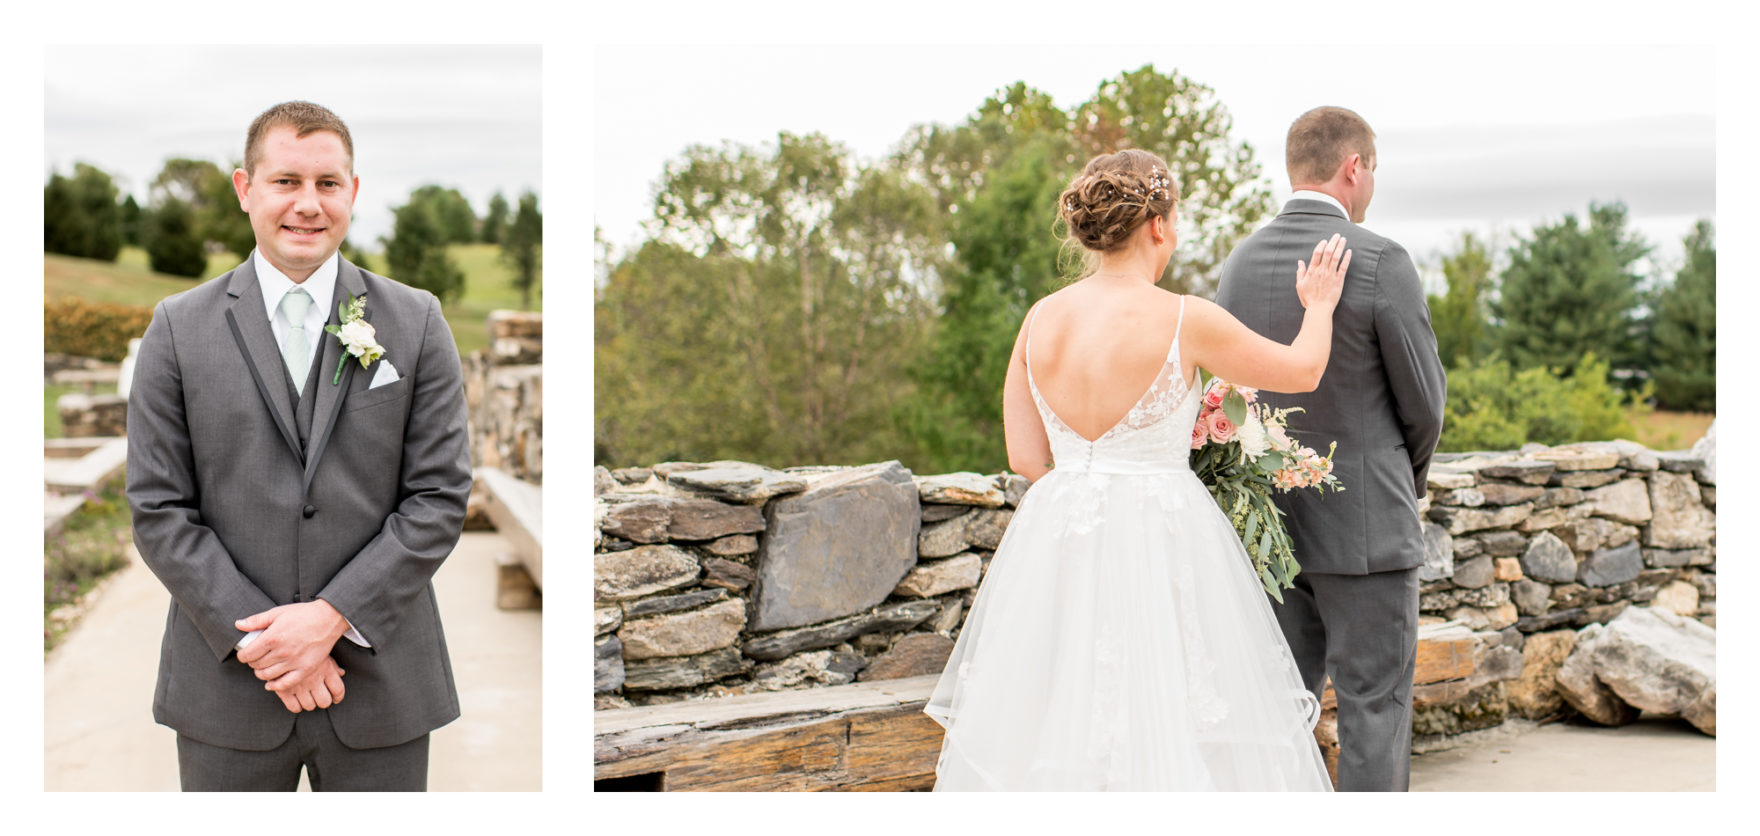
left=324, top=292, right=386, bottom=385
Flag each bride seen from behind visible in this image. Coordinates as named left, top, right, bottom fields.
left=924, top=148, right=1349, bottom=790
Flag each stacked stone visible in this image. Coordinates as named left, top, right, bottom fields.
left=1415, top=438, right=1715, bottom=728
left=462, top=311, right=543, bottom=484
left=592, top=461, right=1029, bottom=709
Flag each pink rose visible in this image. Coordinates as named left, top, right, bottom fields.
left=1192, top=421, right=1208, bottom=450
left=1203, top=385, right=1226, bottom=410
left=1205, top=409, right=1236, bottom=444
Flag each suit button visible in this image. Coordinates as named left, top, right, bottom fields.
left=303, top=505, right=317, bottom=518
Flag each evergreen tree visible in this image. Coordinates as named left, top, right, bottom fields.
left=405, top=185, right=479, bottom=246
left=43, top=163, right=124, bottom=261
left=481, top=191, right=510, bottom=245
left=120, top=194, right=143, bottom=248
left=502, top=191, right=542, bottom=310
left=1492, top=202, right=1649, bottom=377
left=1648, top=220, right=1715, bottom=412
left=1428, top=231, right=1495, bottom=370
left=143, top=196, right=209, bottom=278
left=381, top=198, right=465, bottom=304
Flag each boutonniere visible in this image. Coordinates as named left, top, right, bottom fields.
left=324, top=292, right=387, bottom=385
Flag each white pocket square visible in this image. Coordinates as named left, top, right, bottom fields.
left=369, top=360, right=401, bottom=389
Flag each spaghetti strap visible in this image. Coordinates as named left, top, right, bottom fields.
left=1166, top=294, right=1186, bottom=363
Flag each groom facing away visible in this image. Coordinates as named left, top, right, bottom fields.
left=126, top=101, right=472, bottom=791
left=1215, top=106, right=1446, bottom=791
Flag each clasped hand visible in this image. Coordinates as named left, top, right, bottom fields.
left=235, top=600, right=351, bottom=714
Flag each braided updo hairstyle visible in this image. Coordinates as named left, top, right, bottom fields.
left=1058, top=149, right=1179, bottom=257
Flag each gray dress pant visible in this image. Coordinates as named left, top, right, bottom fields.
left=176, top=708, right=429, bottom=791
left=1272, top=566, right=1420, bottom=792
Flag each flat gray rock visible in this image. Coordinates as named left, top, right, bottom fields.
left=621, top=647, right=750, bottom=692
left=666, top=465, right=809, bottom=505
left=1551, top=470, right=1623, bottom=489
left=1690, top=421, right=1716, bottom=485
left=1452, top=556, right=1496, bottom=589
left=741, top=600, right=940, bottom=661
left=1553, top=624, right=1641, bottom=726
left=894, top=553, right=982, bottom=598
left=751, top=649, right=866, bottom=691
left=1554, top=517, right=1638, bottom=554
left=1580, top=541, right=1643, bottom=588
left=1476, top=483, right=1546, bottom=506
left=700, top=558, right=755, bottom=591
left=1429, top=503, right=1533, bottom=535
left=599, top=495, right=672, bottom=544
left=622, top=588, right=729, bottom=619
left=748, top=461, right=921, bottom=632
left=1475, top=529, right=1529, bottom=557
left=594, top=545, right=700, bottom=602
left=1511, top=579, right=1552, bottom=616
left=595, top=605, right=623, bottom=637
left=666, top=498, right=766, bottom=541
left=618, top=599, right=747, bottom=660
left=914, top=472, right=1006, bottom=507
left=858, top=633, right=956, bottom=682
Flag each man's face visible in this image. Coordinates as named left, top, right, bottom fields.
left=232, top=127, right=358, bottom=281
left=1350, top=154, right=1377, bottom=224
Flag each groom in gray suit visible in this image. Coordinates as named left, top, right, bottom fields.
left=1216, top=106, right=1446, bottom=791
left=127, top=101, right=471, bottom=790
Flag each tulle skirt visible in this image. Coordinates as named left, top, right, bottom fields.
left=925, top=467, right=1332, bottom=791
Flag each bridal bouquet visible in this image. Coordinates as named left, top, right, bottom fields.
left=1189, top=377, right=1344, bottom=602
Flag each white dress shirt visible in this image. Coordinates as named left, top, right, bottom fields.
left=237, top=249, right=369, bottom=651
left=1287, top=189, right=1349, bottom=218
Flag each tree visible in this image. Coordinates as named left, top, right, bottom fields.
left=1428, top=231, right=1495, bottom=370
left=1492, top=202, right=1650, bottom=377
left=150, top=157, right=254, bottom=260
left=1647, top=220, right=1715, bottom=412
left=142, top=196, right=209, bottom=278
left=43, top=163, right=124, bottom=261
left=405, top=185, right=479, bottom=246
left=120, top=194, right=143, bottom=248
left=338, top=237, right=372, bottom=273
left=481, top=191, right=510, bottom=245
left=502, top=191, right=542, bottom=310
left=381, top=198, right=465, bottom=305
left=596, top=133, right=936, bottom=468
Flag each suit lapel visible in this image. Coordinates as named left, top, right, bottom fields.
left=303, top=259, right=370, bottom=494
left=224, top=260, right=303, bottom=464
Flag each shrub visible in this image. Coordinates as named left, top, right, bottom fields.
left=45, top=298, right=155, bottom=362
left=1440, top=353, right=1647, bottom=452
left=143, top=197, right=209, bottom=278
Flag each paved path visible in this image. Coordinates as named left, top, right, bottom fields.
left=43, top=531, right=541, bottom=791
left=1410, top=714, right=1714, bottom=791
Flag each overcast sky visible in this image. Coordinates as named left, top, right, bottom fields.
left=44, top=44, right=541, bottom=250
left=596, top=43, right=1715, bottom=284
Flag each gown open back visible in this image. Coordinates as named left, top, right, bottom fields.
left=924, top=296, right=1333, bottom=791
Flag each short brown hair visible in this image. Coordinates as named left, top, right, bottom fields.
left=243, top=101, right=354, bottom=177
left=1285, top=106, right=1375, bottom=185
left=1057, top=149, right=1180, bottom=254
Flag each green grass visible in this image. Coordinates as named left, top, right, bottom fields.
left=45, top=244, right=539, bottom=358
left=44, top=475, right=133, bottom=654
left=1628, top=410, right=1715, bottom=451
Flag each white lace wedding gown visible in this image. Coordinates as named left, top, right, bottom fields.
left=925, top=298, right=1332, bottom=791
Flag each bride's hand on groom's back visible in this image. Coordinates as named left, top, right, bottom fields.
left=1296, top=234, right=1351, bottom=312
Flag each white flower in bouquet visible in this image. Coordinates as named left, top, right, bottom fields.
left=1236, top=410, right=1271, bottom=461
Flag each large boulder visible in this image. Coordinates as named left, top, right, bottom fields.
left=1589, top=605, right=1715, bottom=719
left=1507, top=629, right=1577, bottom=719
left=1553, top=624, right=1641, bottom=726
left=748, top=461, right=922, bottom=631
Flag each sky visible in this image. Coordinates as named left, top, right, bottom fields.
left=595, top=43, right=1716, bottom=286
left=44, top=44, right=542, bottom=251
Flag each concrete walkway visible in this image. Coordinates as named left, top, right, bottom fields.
left=1410, top=714, right=1714, bottom=791
left=44, top=531, right=541, bottom=791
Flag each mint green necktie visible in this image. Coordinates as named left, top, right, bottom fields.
left=279, top=288, right=313, bottom=395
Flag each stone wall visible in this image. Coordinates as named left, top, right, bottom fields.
left=593, top=432, right=1716, bottom=740
left=462, top=311, right=543, bottom=484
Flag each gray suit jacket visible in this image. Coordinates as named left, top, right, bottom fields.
left=1215, top=200, right=1446, bottom=575
left=127, top=256, right=470, bottom=751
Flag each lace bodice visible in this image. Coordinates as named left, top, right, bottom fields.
left=1026, top=295, right=1201, bottom=476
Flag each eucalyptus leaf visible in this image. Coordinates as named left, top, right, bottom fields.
left=1224, top=390, right=1247, bottom=426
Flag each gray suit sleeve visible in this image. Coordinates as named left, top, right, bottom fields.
left=1371, top=242, right=1448, bottom=497
left=315, top=294, right=472, bottom=648
left=127, top=303, right=279, bottom=661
